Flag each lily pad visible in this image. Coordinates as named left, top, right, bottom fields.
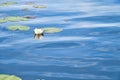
left=7, top=17, right=29, bottom=22
left=7, top=25, right=30, bottom=31
left=18, top=17, right=29, bottom=21
left=33, top=5, right=46, bottom=8
left=23, top=15, right=36, bottom=19
left=0, top=18, right=7, bottom=23
left=0, top=1, right=17, bottom=6
left=42, top=27, right=62, bottom=33
left=19, top=26, right=30, bottom=31
left=7, top=17, right=20, bottom=22
left=0, top=74, right=22, bottom=80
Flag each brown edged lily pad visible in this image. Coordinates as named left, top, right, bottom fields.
left=23, top=15, right=36, bottom=19
left=22, top=8, right=29, bottom=11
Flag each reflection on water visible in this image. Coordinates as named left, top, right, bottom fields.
left=0, top=0, right=120, bottom=80
left=34, top=34, right=44, bottom=40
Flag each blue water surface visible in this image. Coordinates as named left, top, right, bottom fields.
left=0, top=0, right=120, bottom=80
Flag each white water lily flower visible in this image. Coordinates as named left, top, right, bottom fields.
left=34, top=28, right=43, bottom=34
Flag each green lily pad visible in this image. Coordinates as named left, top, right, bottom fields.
left=33, top=5, right=46, bottom=8
left=7, top=17, right=29, bottom=22
left=7, top=17, right=20, bottom=22
left=0, top=74, right=22, bottom=80
left=0, top=18, right=7, bottom=23
left=42, top=27, right=62, bottom=33
left=18, top=17, right=29, bottom=21
left=0, top=1, right=17, bottom=6
left=0, top=16, right=30, bottom=24
left=7, top=25, right=30, bottom=31
left=19, top=26, right=30, bottom=31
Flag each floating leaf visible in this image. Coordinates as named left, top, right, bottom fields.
left=7, top=25, right=18, bottom=30
left=18, top=17, right=29, bottom=21
left=7, top=17, right=29, bottom=22
left=7, top=25, right=30, bottom=31
left=19, top=26, right=30, bottom=31
left=0, top=16, right=29, bottom=23
left=23, top=15, right=36, bottom=19
left=42, top=27, right=62, bottom=33
left=7, top=17, right=20, bottom=22
left=4, top=1, right=17, bottom=5
left=0, top=1, right=17, bottom=6
left=0, top=18, right=7, bottom=23
left=0, top=74, right=22, bottom=80
left=33, top=5, right=46, bottom=8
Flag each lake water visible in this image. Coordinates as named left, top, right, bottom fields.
left=0, top=0, right=120, bottom=80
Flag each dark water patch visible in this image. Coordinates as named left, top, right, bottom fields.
left=30, top=41, right=81, bottom=49
left=35, top=11, right=83, bottom=17
left=63, top=27, right=120, bottom=37
left=69, top=15, right=120, bottom=23
left=0, top=37, right=9, bottom=43
left=0, top=63, right=114, bottom=75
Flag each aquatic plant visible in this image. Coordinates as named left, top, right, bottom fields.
left=0, top=18, right=7, bottom=23
left=7, top=25, right=30, bottom=31
left=0, top=74, right=22, bottom=80
left=42, top=27, right=62, bottom=33
left=0, top=16, right=29, bottom=23
left=22, top=8, right=29, bottom=11
left=0, top=1, right=17, bottom=6
left=23, top=15, right=36, bottom=19
left=7, top=17, right=20, bottom=22
left=34, top=28, right=44, bottom=35
left=18, top=17, right=29, bottom=21
left=33, top=5, right=46, bottom=8
left=34, top=34, right=44, bottom=39
left=7, top=17, right=29, bottom=22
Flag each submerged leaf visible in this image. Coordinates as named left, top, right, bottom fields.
left=0, top=74, right=22, bottom=80
left=33, top=5, right=46, bottom=8
left=42, top=27, right=62, bottom=33
left=7, top=25, right=30, bottom=31
left=22, top=8, right=29, bottom=11
left=19, top=17, right=29, bottom=21
left=25, top=2, right=35, bottom=5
